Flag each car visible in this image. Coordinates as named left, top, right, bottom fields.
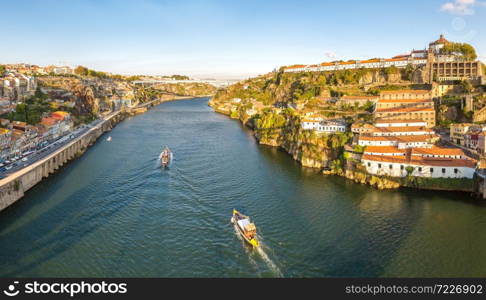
left=5, top=165, right=12, bottom=170
left=5, top=160, right=10, bottom=164
left=0, top=163, right=4, bottom=168
left=22, top=157, right=28, bottom=162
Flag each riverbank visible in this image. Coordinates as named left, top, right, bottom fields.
left=209, top=102, right=477, bottom=196
left=0, top=96, right=205, bottom=212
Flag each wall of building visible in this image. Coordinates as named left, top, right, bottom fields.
left=363, top=159, right=475, bottom=179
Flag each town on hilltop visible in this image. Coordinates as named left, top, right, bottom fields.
left=210, top=35, right=486, bottom=195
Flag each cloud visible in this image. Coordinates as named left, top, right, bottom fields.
left=324, top=52, right=337, bottom=59
left=440, top=0, right=485, bottom=15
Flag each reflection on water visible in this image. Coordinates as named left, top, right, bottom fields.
left=1, top=98, right=486, bottom=277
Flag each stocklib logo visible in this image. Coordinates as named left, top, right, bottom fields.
left=3, top=281, right=20, bottom=297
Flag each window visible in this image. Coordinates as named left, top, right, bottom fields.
left=367, top=162, right=371, bottom=167
left=400, top=165, right=404, bottom=170
left=454, top=168, right=458, bottom=174
left=389, top=165, right=393, bottom=170
left=430, top=168, right=434, bottom=173
left=378, top=164, right=382, bottom=169
left=418, top=167, right=422, bottom=172
left=442, top=168, right=446, bottom=174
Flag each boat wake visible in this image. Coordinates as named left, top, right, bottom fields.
left=255, top=237, right=283, bottom=277
left=233, top=226, right=282, bottom=277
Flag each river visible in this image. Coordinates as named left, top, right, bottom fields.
left=1, top=97, right=486, bottom=277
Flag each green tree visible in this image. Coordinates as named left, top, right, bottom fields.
left=441, top=42, right=477, bottom=60
left=74, top=66, right=89, bottom=76
left=461, top=79, right=473, bottom=93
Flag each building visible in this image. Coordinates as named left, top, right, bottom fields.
left=375, top=107, right=436, bottom=128
left=336, top=95, right=379, bottom=108
left=283, top=56, right=427, bottom=73
left=374, top=90, right=436, bottom=128
left=473, top=106, right=486, bottom=123
left=374, top=119, right=428, bottom=128
left=379, top=90, right=432, bottom=100
left=283, top=35, right=484, bottom=85
left=358, top=134, right=437, bottom=149
left=425, top=35, right=484, bottom=83
left=351, top=122, right=375, bottom=134
left=361, top=152, right=476, bottom=179
left=370, top=126, right=433, bottom=137
left=301, top=118, right=346, bottom=134
left=450, top=123, right=486, bottom=150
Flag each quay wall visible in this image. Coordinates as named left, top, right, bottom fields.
left=0, top=112, right=126, bottom=212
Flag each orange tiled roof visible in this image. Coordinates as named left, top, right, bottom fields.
left=372, top=126, right=433, bottom=133
left=285, top=64, right=307, bottom=69
left=359, top=134, right=436, bottom=143
left=364, top=146, right=406, bottom=154
left=411, top=146, right=465, bottom=157
left=384, top=58, right=408, bottom=62
left=41, top=117, right=59, bottom=126
left=320, top=62, right=334, bottom=67
left=360, top=59, right=381, bottom=64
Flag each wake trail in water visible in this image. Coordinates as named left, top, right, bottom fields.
left=233, top=226, right=283, bottom=277
left=256, top=237, right=283, bottom=277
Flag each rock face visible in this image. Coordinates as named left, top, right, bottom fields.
left=72, top=83, right=98, bottom=115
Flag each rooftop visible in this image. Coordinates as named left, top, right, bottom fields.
left=364, top=146, right=407, bottom=154
left=359, top=134, right=436, bottom=143
left=372, top=126, right=433, bottom=133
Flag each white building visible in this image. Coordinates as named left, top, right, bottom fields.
left=302, top=119, right=346, bottom=134
left=361, top=154, right=476, bottom=179
left=358, top=135, right=435, bottom=149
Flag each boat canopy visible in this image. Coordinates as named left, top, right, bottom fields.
left=237, top=219, right=250, bottom=230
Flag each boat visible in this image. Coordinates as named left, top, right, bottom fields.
left=159, top=146, right=172, bottom=168
left=107, top=136, right=112, bottom=142
left=231, top=210, right=259, bottom=248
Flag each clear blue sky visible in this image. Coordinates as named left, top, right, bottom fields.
left=0, top=0, right=485, bottom=79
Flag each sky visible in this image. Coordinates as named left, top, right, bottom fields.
left=0, top=0, right=485, bottom=79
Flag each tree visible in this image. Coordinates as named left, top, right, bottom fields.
left=461, top=79, right=473, bottom=93
left=0, top=65, right=5, bottom=75
left=441, top=42, right=477, bottom=60
left=74, top=66, right=89, bottom=76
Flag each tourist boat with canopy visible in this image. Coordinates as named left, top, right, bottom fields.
left=231, top=209, right=259, bottom=248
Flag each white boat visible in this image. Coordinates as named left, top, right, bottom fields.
left=107, top=136, right=112, bottom=142
left=159, top=146, right=172, bottom=168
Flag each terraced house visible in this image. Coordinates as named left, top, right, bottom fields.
left=355, top=120, right=476, bottom=179
left=374, top=90, right=436, bottom=128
